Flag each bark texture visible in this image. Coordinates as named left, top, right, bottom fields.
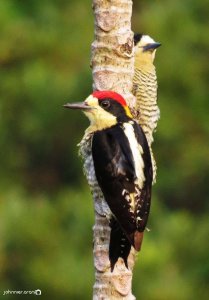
left=79, top=1, right=137, bottom=299
left=91, top=1, right=136, bottom=298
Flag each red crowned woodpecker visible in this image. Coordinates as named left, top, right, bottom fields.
left=64, top=91, right=153, bottom=270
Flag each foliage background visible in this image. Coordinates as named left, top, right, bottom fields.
left=0, top=0, right=208, bottom=299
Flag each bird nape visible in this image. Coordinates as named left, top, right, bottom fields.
left=64, top=90, right=153, bottom=271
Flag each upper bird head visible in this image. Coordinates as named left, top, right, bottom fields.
left=134, top=34, right=161, bottom=64
left=64, top=91, right=133, bottom=130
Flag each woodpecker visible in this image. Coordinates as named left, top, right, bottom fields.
left=133, top=34, right=161, bottom=182
left=64, top=91, right=153, bottom=270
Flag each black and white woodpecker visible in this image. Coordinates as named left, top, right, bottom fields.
left=133, top=34, right=161, bottom=182
left=64, top=91, right=153, bottom=270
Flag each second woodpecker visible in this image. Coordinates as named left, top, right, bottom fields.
left=133, top=34, right=161, bottom=182
left=64, top=91, right=153, bottom=270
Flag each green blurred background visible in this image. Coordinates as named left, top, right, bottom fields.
left=0, top=0, right=208, bottom=299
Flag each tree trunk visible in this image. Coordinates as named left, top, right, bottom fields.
left=80, top=0, right=136, bottom=299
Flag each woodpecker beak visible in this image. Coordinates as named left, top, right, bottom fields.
left=143, top=42, right=161, bottom=51
left=63, top=102, right=93, bottom=110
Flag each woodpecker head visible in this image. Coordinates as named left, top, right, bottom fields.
left=64, top=91, right=133, bottom=131
left=134, top=34, right=161, bottom=64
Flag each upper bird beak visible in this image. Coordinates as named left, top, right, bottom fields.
left=143, top=42, right=161, bottom=51
left=63, top=102, right=93, bottom=110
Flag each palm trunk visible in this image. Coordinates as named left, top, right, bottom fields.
left=80, top=0, right=136, bottom=298
left=92, top=1, right=136, bottom=299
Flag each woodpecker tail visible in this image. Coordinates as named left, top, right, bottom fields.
left=109, top=218, right=131, bottom=271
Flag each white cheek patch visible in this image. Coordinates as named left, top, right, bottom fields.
left=84, top=97, right=117, bottom=131
left=135, top=35, right=156, bottom=57
left=88, top=107, right=117, bottom=129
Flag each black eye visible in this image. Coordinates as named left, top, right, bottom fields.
left=101, top=100, right=110, bottom=109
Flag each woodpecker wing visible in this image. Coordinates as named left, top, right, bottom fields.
left=92, top=122, right=153, bottom=250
